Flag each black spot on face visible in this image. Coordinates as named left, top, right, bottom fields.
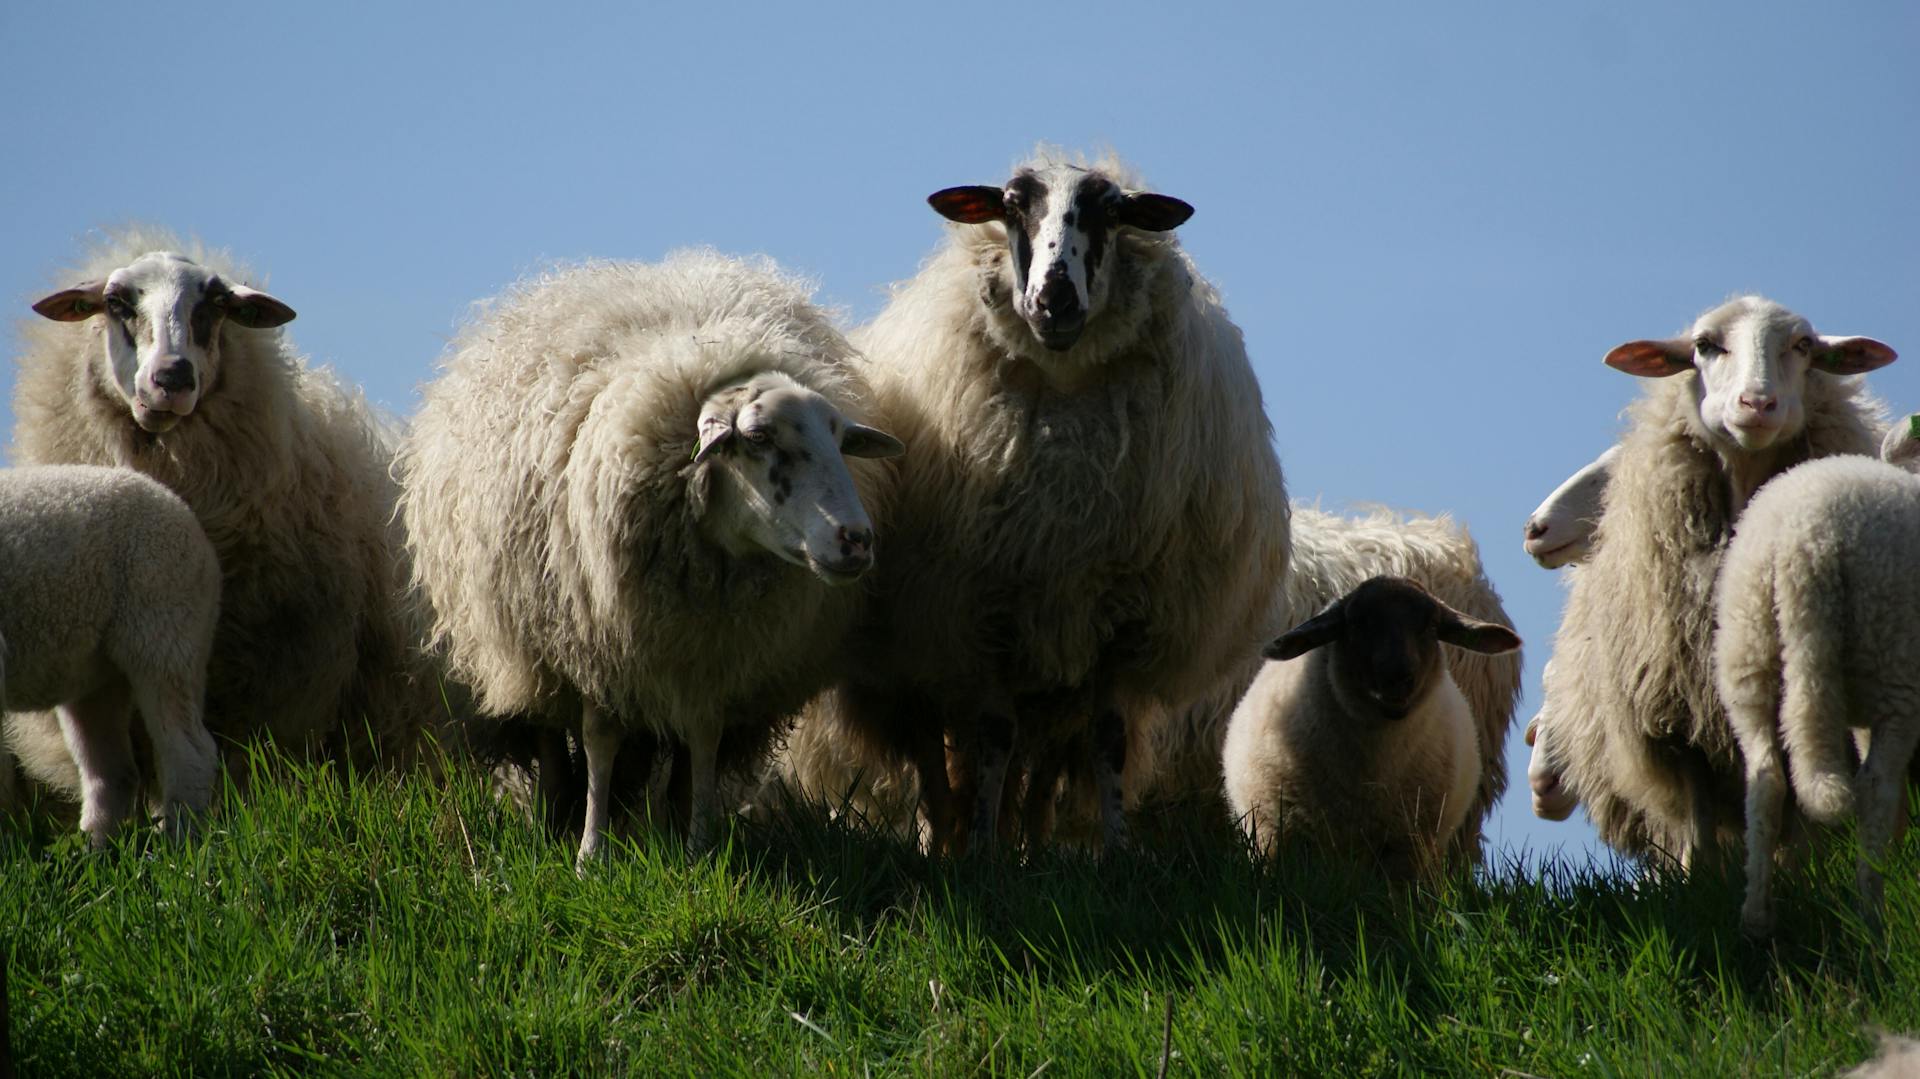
left=190, top=294, right=219, bottom=349
left=1070, top=179, right=1114, bottom=296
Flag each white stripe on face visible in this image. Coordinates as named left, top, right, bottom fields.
left=1020, top=174, right=1092, bottom=318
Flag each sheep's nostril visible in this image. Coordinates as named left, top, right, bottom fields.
left=1524, top=518, right=1547, bottom=541
left=152, top=358, right=196, bottom=394
left=837, top=526, right=872, bottom=555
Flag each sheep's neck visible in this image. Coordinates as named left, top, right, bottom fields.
left=1717, top=444, right=1785, bottom=515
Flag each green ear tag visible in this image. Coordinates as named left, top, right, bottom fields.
left=1908, top=414, right=1919, bottom=439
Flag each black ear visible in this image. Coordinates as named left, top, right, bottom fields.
left=928, top=186, right=1006, bottom=224
left=213, top=283, right=296, bottom=328
left=1435, top=612, right=1521, bottom=656
left=1116, top=193, right=1193, bottom=232
left=32, top=282, right=106, bottom=321
left=1264, top=607, right=1343, bottom=661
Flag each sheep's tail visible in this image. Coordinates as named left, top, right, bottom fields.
left=1776, top=554, right=1856, bottom=822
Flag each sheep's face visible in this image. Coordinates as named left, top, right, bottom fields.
left=1522, top=445, right=1617, bottom=569
left=32, top=252, right=295, bottom=434
left=1603, top=297, right=1896, bottom=453
left=1525, top=711, right=1577, bottom=822
left=689, top=372, right=903, bottom=584
left=1265, top=577, right=1521, bottom=725
left=928, top=165, right=1192, bottom=352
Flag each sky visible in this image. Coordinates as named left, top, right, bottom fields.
left=3, top=3, right=1916, bottom=867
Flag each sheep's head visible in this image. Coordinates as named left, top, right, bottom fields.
left=32, top=252, right=294, bottom=434
left=1522, top=445, right=1618, bottom=569
left=1264, top=577, right=1520, bottom=725
left=1525, top=711, right=1577, bottom=822
left=927, top=163, right=1191, bottom=353
left=688, top=371, right=903, bottom=584
left=1882, top=415, right=1920, bottom=474
left=1604, top=296, right=1895, bottom=453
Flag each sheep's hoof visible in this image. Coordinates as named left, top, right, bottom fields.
left=1739, top=906, right=1775, bottom=941
left=574, top=837, right=607, bottom=878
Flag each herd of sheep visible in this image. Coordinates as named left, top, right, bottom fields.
left=2, top=148, right=1913, bottom=939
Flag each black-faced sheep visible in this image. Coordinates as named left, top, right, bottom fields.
left=1222, top=576, right=1521, bottom=880
left=396, top=251, right=901, bottom=864
left=816, top=148, right=1292, bottom=853
left=16, top=229, right=438, bottom=782
left=1718, top=418, right=1920, bottom=936
left=0, top=465, right=219, bottom=846
left=1536, top=296, right=1895, bottom=867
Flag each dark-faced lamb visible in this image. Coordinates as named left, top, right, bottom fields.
left=0, top=465, right=219, bottom=846
left=396, top=250, right=901, bottom=865
left=1537, top=296, right=1894, bottom=867
left=1222, top=576, right=1521, bottom=880
left=15, top=229, right=439, bottom=785
left=1719, top=417, right=1920, bottom=935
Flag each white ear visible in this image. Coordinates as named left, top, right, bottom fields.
left=692, top=410, right=733, bottom=465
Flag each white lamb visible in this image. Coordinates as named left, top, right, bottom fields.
left=1537, top=296, right=1894, bottom=865
left=14, top=229, right=438, bottom=788
left=0, top=465, right=219, bottom=846
left=1522, top=447, right=1618, bottom=569
left=811, top=148, right=1292, bottom=853
left=1718, top=417, right=1920, bottom=936
left=1223, top=576, right=1521, bottom=880
left=396, top=251, right=902, bottom=865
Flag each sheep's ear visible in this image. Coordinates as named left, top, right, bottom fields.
left=1435, top=611, right=1522, bottom=656
left=1264, top=608, right=1343, bottom=661
left=840, top=423, right=904, bottom=459
left=213, top=283, right=296, bottom=329
left=928, top=186, right=1005, bottom=224
left=32, top=282, right=106, bottom=321
left=1523, top=717, right=1539, bottom=748
left=1603, top=339, right=1694, bottom=377
left=1117, top=193, right=1194, bottom=232
left=1812, top=335, right=1896, bottom=376
left=1882, top=415, right=1920, bottom=474
left=692, top=407, right=735, bottom=465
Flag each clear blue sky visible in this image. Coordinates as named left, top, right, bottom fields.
left=4, top=3, right=1916, bottom=867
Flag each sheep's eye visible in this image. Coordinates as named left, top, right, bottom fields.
left=104, top=295, right=133, bottom=319
left=742, top=426, right=770, bottom=446
left=1791, top=336, right=1813, bottom=353
left=1694, top=337, right=1725, bottom=357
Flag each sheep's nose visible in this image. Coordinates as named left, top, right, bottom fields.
left=837, top=525, right=872, bottom=559
left=1036, top=270, right=1080, bottom=318
left=151, top=357, right=196, bottom=394
left=1738, top=392, right=1779, bottom=415
left=1524, top=517, right=1548, bottom=541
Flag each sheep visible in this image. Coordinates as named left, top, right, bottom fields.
left=1536, top=296, right=1895, bottom=867
left=15, top=228, right=437, bottom=784
left=1522, top=446, right=1618, bottom=569
left=395, top=250, right=903, bottom=865
left=0, top=465, right=219, bottom=846
left=807, top=148, right=1291, bottom=853
left=1222, top=576, right=1522, bottom=879
left=1718, top=417, right=1920, bottom=936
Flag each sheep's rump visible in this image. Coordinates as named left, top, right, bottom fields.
left=398, top=250, right=886, bottom=750
left=11, top=227, right=436, bottom=774
left=1543, top=374, right=1882, bottom=857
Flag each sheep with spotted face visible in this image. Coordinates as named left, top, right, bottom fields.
left=395, top=251, right=902, bottom=865
left=1537, top=296, right=1894, bottom=867
left=1718, top=418, right=1920, bottom=937
left=11, top=228, right=438, bottom=792
left=804, top=148, right=1291, bottom=855
left=0, top=466, right=220, bottom=846
left=1222, top=576, right=1521, bottom=880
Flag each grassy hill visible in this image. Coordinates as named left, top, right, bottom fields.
left=3, top=755, right=1914, bottom=1076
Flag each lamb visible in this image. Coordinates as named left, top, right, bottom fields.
left=395, top=250, right=902, bottom=865
left=1522, top=446, right=1618, bottom=569
left=1222, top=576, right=1521, bottom=879
left=0, top=466, right=219, bottom=846
left=1718, top=417, right=1920, bottom=936
left=1536, top=296, right=1895, bottom=866
left=14, top=229, right=437, bottom=785
left=810, top=148, right=1292, bottom=853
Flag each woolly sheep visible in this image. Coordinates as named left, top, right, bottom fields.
left=1537, top=296, right=1895, bottom=866
left=1718, top=418, right=1920, bottom=936
left=811, top=148, right=1292, bottom=853
left=0, top=465, right=219, bottom=846
left=14, top=229, right=437, bottom=785
left=396, top=251, right=902, bottom=865
left=1222, top=577, right=1521, bottom=879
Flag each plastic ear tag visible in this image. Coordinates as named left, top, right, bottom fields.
left=1908, top=414, right=1919, bottom=439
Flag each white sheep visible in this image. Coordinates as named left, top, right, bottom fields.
left=1222, top=576, right=1521, bottom=879
left=0, top=465, right=219, bottom=846
left=810, top=148, right=1292, bottom=853
left=1522, top=446, right=1618, bottom=569
left=15, top=229, right=438, bottom=785
left=1718, top=418, right=1920, bottom=936
left=395, top=250, right=902, bottom=865
left=1537, top=296, right=1895, bottom=866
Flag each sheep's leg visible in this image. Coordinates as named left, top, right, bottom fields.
left=576, top=701, right=622, bottom=873
left=965, top=712, right=1015, bottom=855
left=1681, top=761, right=1722, bottom=878
left=1092, top=706, right=1131, bottom=854
left=130, top=675, right=217, bottom=841
left=1020, top=746, right=1066, bottom=850
left=1853, top=713, right=1920, bottom=940
left=1739, top=733, right=1788, bottom=937
left=56, top=682, right=139, bottom=850
left=536, top=728, right=578, bottom=836
left=684, top=724, right=722, bottom=855
left=906, top=728, right=955, bottom=855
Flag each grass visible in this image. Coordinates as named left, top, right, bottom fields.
left=3, top=754, right=1916, bottom=1076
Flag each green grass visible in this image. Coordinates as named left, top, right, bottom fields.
left=3, top=755, right=1916, bottom=1076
